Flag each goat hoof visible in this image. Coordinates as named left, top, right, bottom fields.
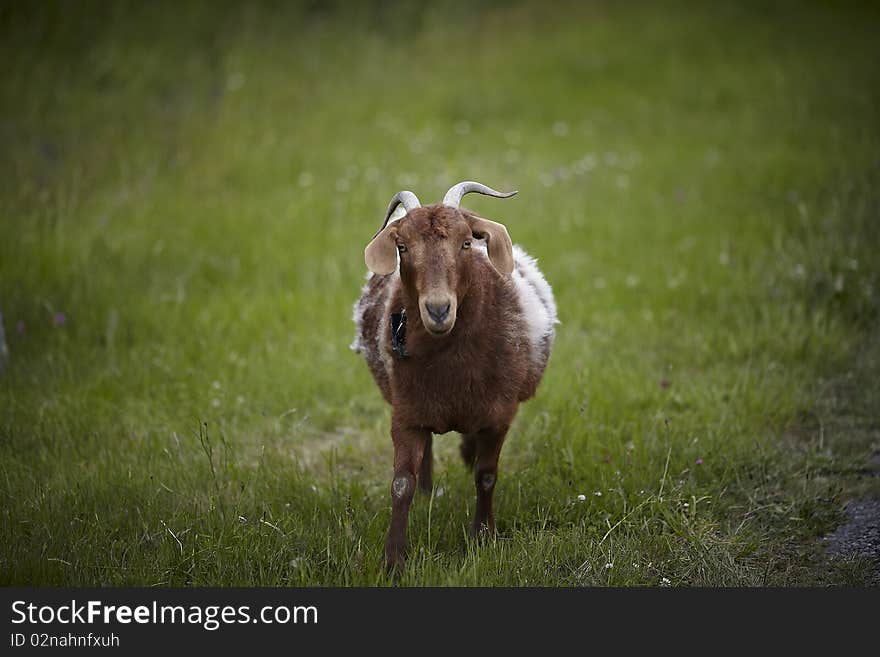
left=469, top=519, right=496, bottom=540
left=384, top=541, right=407, bottom=574
left=384, top=555, right=406, bottom=575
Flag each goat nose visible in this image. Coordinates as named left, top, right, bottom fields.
left=425, top=301, right=451, bottom=323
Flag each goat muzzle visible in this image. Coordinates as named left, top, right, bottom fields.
left=419, top=296, right=457, bottom=336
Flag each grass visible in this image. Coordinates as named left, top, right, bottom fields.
left=1, top=0, right=879, bottom=586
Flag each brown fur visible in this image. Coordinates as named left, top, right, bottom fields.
left=353, top=204, right=552, bottom=571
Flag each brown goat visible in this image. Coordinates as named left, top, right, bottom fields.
left=351, top=181, right=557, bottom=571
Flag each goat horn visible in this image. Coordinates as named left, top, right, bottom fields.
left=374, top=190, right=421, bottom=237
left=441, top=180, right=517, bottom=208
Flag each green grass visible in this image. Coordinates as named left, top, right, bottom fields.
left=1, top=0, right=879, bottom=586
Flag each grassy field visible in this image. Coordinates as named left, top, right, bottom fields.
left=1, top=0, right=879, bottom=586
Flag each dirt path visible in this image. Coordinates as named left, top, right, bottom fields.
left=822, top=452, right=880, bottom=584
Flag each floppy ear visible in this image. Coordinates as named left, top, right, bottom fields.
left=466, top=214, right=514, bottom=275
left=364, top=224, right=399, bottom=275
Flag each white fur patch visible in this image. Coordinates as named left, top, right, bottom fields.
left=350, top=269, right=400, bottom=378
left=376, top=285, right=396, bottom=375
left=349, top=271, right=375, bottom=353
left=510, top=245, right=558, bottom=362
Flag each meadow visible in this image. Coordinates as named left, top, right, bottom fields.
left=1, top=0, right=878, bottom=586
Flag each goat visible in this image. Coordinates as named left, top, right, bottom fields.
left=351, top=180, right=557, bottom=571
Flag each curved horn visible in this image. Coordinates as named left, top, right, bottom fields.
left=374, top=190, right=421, bottom=237
left=442, top=180, right=517, bottom=208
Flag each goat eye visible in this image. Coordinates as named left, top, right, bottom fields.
left=462, top=240, right=472, bottom=250
left=397, top=244, right=407, bottom=253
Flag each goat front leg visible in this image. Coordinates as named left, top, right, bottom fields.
left=385, top=421, right=430, bottom=572
left=470, top=424, right=509, bottom=537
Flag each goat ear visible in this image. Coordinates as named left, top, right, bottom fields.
left=364, top=224, right=399, bottom=275
left=467, top=215, right=514, bottom=275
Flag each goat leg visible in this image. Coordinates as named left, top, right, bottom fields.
left=470, top=424, right=509, bottom=537
left=459, top=433, right=477, bottom=469
left=385, top=423, right=429, bottom=572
